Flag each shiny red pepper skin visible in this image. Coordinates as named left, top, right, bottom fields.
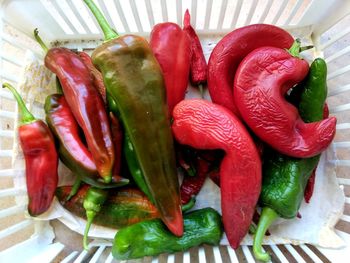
left=208, top=24, right=294, bottom=116
left=183, top=9, right=207, bottom=86
left=20, top=121, right=58, bottom=216
left=150, top=23, right=191, bottom=115
left=172, top=99, right=261, bottom=249
left=234, top=47, right=336, bottom=158
left=110, top=112, right=123, bottom=181
left=45, top=48, right=114, bottom=183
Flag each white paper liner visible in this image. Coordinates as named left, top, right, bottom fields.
left=12, top=48, right=345, bottom=249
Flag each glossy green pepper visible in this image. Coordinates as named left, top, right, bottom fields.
left=84, top=0, right=182, bottom=236
left=253, top=58, right=329, bottom=262
left=112, top=208, right=223, bottom=260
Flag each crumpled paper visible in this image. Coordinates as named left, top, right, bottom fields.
left=12, top=50, right=345, bottom=248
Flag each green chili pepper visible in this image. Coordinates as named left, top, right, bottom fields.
left=84, top=0, right=182, bottom=236
left=112, top=208, right=223, bottom=260
left=66, top=178, right=81, bottom=201
left=253, top=58, right=328, bottom=262
left=83, top=187, right=108, bottom=250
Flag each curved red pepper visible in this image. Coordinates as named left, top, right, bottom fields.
left=150, top=22, right=191, bottom=115
left=172, top=99, right=261, bottom=248
left=234, top=45, right=336, bottom=158
left=45, top=48, right=114, bottom=182
left=208, top=24, right=294, bottom=116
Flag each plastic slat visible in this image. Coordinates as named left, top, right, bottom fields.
left=73, top=249, right=88, bottom=263
left=160, top=0, right=168, bottom=22
left=340, top=214, right=350, bottom=223
left=284, top=0, right=304, bottom=25
left=0, top=169, right=23, bottom=177
left=130, top=0, right=143, bottom=32
left=0, top=71, right=20, bottom=83
left=329, top=84, right=350, bottom=96
left=105, top=253, right=114, bottom=263
left=270, top=244, right=289, bottom=263
left=176, top=0, right=183, bottom=26
left=243, top=0, right=258, bottom=26
left=2, top=34, right=26, bottom=51
left=145, top=0, right=155, bottom=27
left=213, top=246, right=222, bottom=263
left=284, top=244, right=306, bottom=263
left=329, top=103, right=350, bottom=113
left=103, top=0, right=126, bottom=34
left=321, top=27, right=350, bottom=50
left=191, top=0, right=197, bottom=28
left=71, top=0, right=99, bottom=34
left=230, top=0, right=243, bottom=28
left=329, top=160, right=350, bottom=166
left=167, top=253, right=175, bottom=263
left=40, top=0, right=74, bottom=34
left=28, top=242, right=65, bottom=263
left=198, top=247, right=206, bottom=263
left=271, top=0, right=289, bottom=25
left=61, top=251, right=79, bottom=263
left=332, top=141, right=350, bottom=148
left=338, top=178, right=350, bottom=185
left=0, top=52, right=23, bottom=67
left=0, top=219, right=32, bottom=239
left=0, top=150, right=13, bottom=157
left=226, top=246, right=239, bottom=263
left=204, top=0, right=213, bottom=30
left=336, top=123, right=350, bottom=130
left=346, top=197, right=350, bottom=204
left=151, top=257, right=159, bottom=263
left=241, top=245, right=255, bottom=263
left=0, top=130, right=14, bottom=138
left=0, top=187, right=26, bottom=198
left=326, top=45, right=350, bottom=63
left=113, top=0, right=130, bottom=33
left=0, top=89, right=15, bottom=99
left=299, top=244, right=323, bottom=263
left=328, top=64, right=350, bottom=80
left=0, top=205, right=25, bottom=219
left=258, top=0, right=273, bottom=23
left=217, top=0, right=228, bottom=29
left=56, top=0, right=86, bottom=34
left=89, top=245, right=106, bottom=263
left=0, top=110, right=16, bottom=119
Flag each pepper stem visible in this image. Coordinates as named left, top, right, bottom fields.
left=198, top=84, right=205, bottom=99
left=253, top=207, right=279, bottom=262
left=56, top=77, right=63, bottom=94
left=83, top=210, right=95, bottom=250
left=288, top=39, right=302, bottom=58
left=66, top=178, right=82, bottom=201
left=83, top=0, right=119, bottom=41
left=2, top=83, right=36, bottom=125
left=34, top=28, right=49, bottom=53
left=182, top=196, right=196, bottom=212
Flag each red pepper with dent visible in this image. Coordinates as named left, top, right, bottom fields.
left=183, top=9, right=207, bottom=96
left=34, top=29, right=115, bottom=183
left=150, top=22, right=191, bottom=115
left=3, top=83, right=58, bottom=216
left=172, top=99, right=261, bottom=249
left=234, top=40, right=336, bottom=158
left=208, top=24, right=294, bottom=116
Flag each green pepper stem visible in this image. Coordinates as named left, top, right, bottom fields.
left=288, top=39, right=302, bottom=58
left=182, top=196, right=196, bottom=212
left=300, top=45, right=314, bottom=53
left=34, top=28, right=49, bottom=53
left=56, top=77, right=63, bottom=94
left=253, top=207, right=279, bottom=262
left=2, top=83, right=36, bottom=125
left=83, top=0, right=119, bottom=41
left=198, top=84, right=204, bottom=99
left=66, top=178, right=82, bottom=202
left=83, top=210, right=95, bottom=250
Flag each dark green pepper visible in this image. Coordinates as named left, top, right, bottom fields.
left=253, top=58, right=328, bottom=262
left=112, top=208, right=223, bottom=260
left=84, top=0, right=182, bottom=236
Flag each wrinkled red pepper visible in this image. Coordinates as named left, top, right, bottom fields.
left=234, top=41, right=336, bottom=158
left=150, top=22, right=191, bottom=115
left=183, top=9, right=207, bottom=94
left=172, top=99, right=261, bottom=249
left=3, top=83, right=58, bottom=216
left=208, top=24, right=294, bottom=116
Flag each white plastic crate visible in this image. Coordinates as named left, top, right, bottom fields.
left=1, top=0, right=350, bottom=262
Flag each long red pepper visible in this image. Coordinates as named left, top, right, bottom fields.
left=234, top=41, right=336, bottom=158
left=34, top=29, right=115, bottom=183
left=3, top=83, right=58, bottom=216
left=183, top=9, right=207, bottom=96
left=109, top=112, right=123, bottom=182
left=208, top=24, right=294, bottom=116
left=150, top=22, right=191, bottom=115
left=172, top=99, right=261, bottom=249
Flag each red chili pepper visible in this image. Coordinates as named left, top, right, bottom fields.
left=304, top=103, right=330, bottom=203
left=150, top=22, right=191, bottom=115
left=78, top=51, right=106, bottom=104
left=172, top=99, right=261, bottom=249
left=34, top=29, right=114, bottom=183
left=234, top=40, right=336, bottom=158
left=109, top=112, right=123, bottom=182
left=180, top=156, right=209, bottom=205
left=3, top=83, right=58, bottom=216
left=183, top=9, right=207, bottom=96
left=208, top=24, right=294, bottom=116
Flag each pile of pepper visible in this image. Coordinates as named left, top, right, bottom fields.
left=5, top=0, right=337, bottom=261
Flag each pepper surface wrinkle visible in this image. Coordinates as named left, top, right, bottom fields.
left=234, top=46, right=336, bottom=158
left=172, top=99, right=261, bottom=248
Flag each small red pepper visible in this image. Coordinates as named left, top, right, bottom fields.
left=3, top=83, right=58, bottom=216
left=172, top=99, right=261, bottom=249
left=109, top=112, right=123, bottom=182
left=150, top=22, right=191, bottom=115
left=183, top=9, right=207, bottom=96
left=234, top=40, right=336, bottom=158
left=208, top=24, right=294, bottom=116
